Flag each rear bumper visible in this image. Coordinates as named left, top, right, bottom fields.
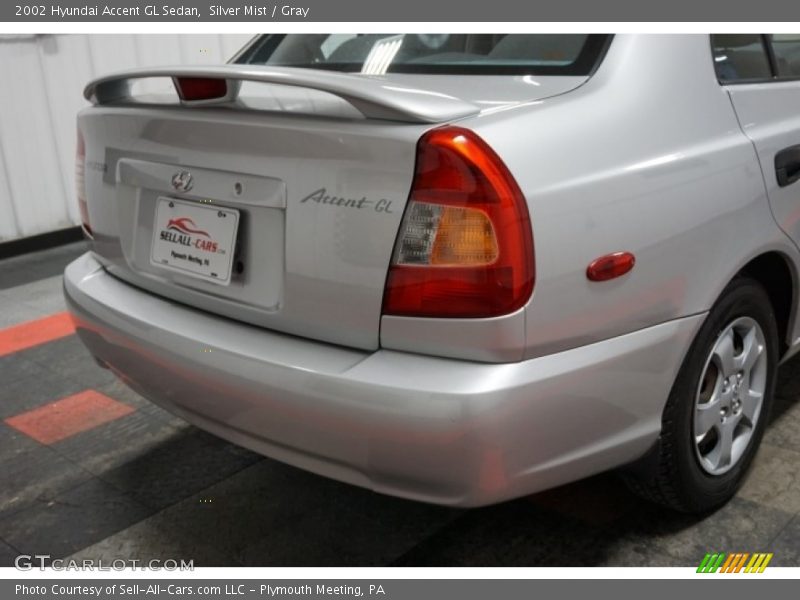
left=64, top=252, right=705, bottom=506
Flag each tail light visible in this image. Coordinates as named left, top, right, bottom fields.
left=173, top=77, right=228, bottom=102
left=382, top=126, right=534, bottom=318
left=75, top=129, right=92, bottom=237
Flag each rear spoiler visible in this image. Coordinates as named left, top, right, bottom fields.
left=83, top=65, right=480, bottom=124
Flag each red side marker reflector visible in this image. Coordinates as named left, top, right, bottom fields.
left=586, top=252, right=636, bottom=282
left=0, top=312, right=75, bottom=358
left=174, top=77, right=228, bottom=102
left=5, top=390, right=135, bottom=445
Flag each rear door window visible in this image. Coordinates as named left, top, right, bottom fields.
left=769, top=34, right=800, bottom=78
left=711, top=34, right=772, bottom=82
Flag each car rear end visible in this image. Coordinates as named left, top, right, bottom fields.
left=65, top=34, right=701, bottom=506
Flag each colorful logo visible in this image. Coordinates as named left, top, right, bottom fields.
left=166, top=217, right=209, bottom=238
left=697, top=552, right=773, bottom=573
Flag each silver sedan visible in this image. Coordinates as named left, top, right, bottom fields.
left=65, top=34, right=800, bottom=512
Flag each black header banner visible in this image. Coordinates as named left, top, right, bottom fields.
left=3, top=0, right=800, bottom=22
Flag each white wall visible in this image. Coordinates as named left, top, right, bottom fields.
left=0, top=33, right=254, bottom=242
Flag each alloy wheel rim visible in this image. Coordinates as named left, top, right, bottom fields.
left=693, top=316, right=767, bottom=476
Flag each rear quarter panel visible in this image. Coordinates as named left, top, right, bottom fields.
left=467, top=34, right=800, bottom=358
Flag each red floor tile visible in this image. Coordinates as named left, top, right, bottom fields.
left=0, top=312, right=75, bottom=357
left=4, top=390, right=135, bottom=444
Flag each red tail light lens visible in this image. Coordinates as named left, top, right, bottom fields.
left=173, top=77, right=228, bottom=102
left=382, top=127, right=534, bottom=318
left=75, top=129, right=92, bottom=237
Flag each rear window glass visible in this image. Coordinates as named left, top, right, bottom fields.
left=235, top=34, right=611, bottom=76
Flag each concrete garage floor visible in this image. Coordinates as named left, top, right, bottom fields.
left=1, top=242, right=800, bottom=568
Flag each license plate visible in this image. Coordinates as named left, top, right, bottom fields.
left=150, top=197, right=239, bottom=285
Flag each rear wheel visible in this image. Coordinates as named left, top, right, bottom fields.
left=625, top=277, right=778, bottom=512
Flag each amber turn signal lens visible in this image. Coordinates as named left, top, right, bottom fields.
left=429, top=206, right=499, bottom=266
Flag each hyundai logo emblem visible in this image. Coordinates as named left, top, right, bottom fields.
left=171, top=170, right=193, bottom=193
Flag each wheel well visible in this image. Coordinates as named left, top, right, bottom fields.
left=739, top=252, right=794, bottom=355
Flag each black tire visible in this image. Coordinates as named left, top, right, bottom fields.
left=624, top=277, right=779, bottom=513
